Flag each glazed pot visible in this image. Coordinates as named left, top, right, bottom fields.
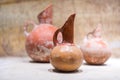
left=50, top=14, right=83, bottom=72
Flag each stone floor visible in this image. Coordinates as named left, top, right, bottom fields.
left=0, top=57, right=120, bottom=80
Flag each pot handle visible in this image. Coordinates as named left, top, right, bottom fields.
left=24, top=21, right=36, bottom=37
left=53, top=29, right=63, bottom=46
left=87, top=25, right=102, bottom=39
left=87, top=32, right=94, bottom=40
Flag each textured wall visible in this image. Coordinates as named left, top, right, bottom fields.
left=0, top=0, right=120, bottom=57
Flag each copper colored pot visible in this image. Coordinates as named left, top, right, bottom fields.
left=50, top=14, right=83, bottom=71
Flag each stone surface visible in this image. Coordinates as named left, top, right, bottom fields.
left=0, top=57, right=120, bottom=80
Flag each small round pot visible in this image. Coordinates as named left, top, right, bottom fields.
left=81, top=25, right=111, bottom=65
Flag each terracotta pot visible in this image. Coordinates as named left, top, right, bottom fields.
left=24, top=5, right=59, bottom=62
left=50, top=14, right=83, bottom=72
left=81, top=24, right=111, bottom=65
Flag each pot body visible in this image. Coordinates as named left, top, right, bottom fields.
left=81, top=38, right=111, bottom=65
left=50, top=44, right=83, bottom=71
left=25, top=24, right=58, bottom=62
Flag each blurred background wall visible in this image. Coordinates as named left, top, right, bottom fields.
left=0, top=0, right=120, bottom=57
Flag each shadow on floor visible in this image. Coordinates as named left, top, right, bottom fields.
left=48, top=68, right=83, bottom=74
left=83, top=63, right=107, bottom=66
left=29, top=60, right=50, bottom=64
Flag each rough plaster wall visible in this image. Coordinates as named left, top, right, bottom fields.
left=0, top=0, right=120, bottom=57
